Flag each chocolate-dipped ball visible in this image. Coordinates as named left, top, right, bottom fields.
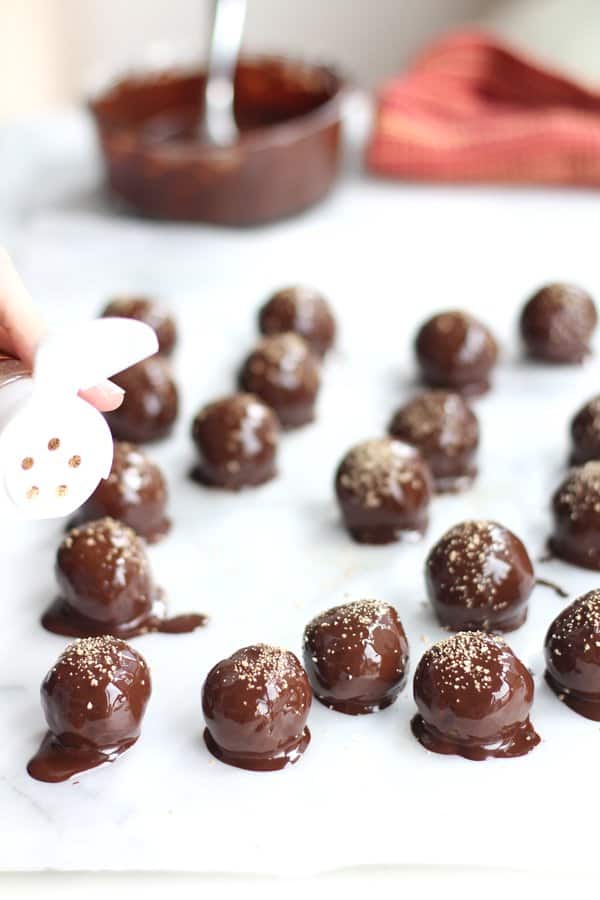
left=335, top=438, right=432, bottom=544
left=520, top=283, right=597, bottom=363
left=105, top=356, right=179, bottom=443
left=303, top=599, right=409, bottom=714
left=202, top=644, right=312, bottom=771
left=102, top=296, right=177, bottom=355
left=426, top=520, right=535, bottom=632
left=72, top=441, right=170, bottom=542
left=545, top=590, right=600, bottom=720
left=411, top=632, right=540, bottom=760
left=191, top=393, right=278, bottom=490
left=258, top=285, right=336, bottom=357
left=28, top=635, right=151, bottom=782
left=570, top=395, right=600, bottom=465
left=42, top=518, right=205, bottom=638
left=238, top=333, right=320, bottom=428
left=388, top=391, right=479, bottom=492
left=415, top=310, right=498, bottom=396
left=550, top=462, right=600, bottom=569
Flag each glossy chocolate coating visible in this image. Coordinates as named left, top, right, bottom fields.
left=388, top=391, right=479, bottom=492
left=258, top=285, right=336, bottom=357
left=545, top=590, right=600, bottom=720
left=72, top=441, right=170, bottom=542
left=102, top=296, right=177, bottom=356
left=202, top=644, right=312, bottom=771
left=42, top=518, right=205, bottom=638
left=415, top=310, right=498, bottom=396
left=238, top=333, right=320, bottom=428
left=105, top=356, right=179, bottom=443
left=303, top=599, right=409, bottom=714
left=411, top=632, right=540, bottom=760
left=520, top=283, right=597, bottom=363
left=570, top=395, right=600, bottom=465
left=550, top=462, right=600, bottom=569
left=426, top=520, right=535, bottom=632
left=27, top=636, right=151, bottom=782
left=191, top=393, right=278, bottom=490
left=335, top=437, right=432, bottom=544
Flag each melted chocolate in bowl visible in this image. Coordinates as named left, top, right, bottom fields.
left=202, top=644, right=312, bottom=771
left=102, top=296, right=177, bottom=356
left=28, top=636, right=151, bottom=783
left=238, top=333, right=321, bottom=429
left=89, top=58, right=343, bottom=226
left=570, top=395, right=600, bottom=465
left=520, top=282, right=597, bottom=363
left=71, top=441, right=170, bottom=543
left=42, top=518, right=205, bottom=638
left=415, top=310, right=498, bottom=397
left=550, top=462, right=600, bottom=569
left=388, top=391, right=479, bottom=493
left=303, top=599, right=409, bottom=714
left=191, top=393, right=279, bottom=489
left=335, top=438, right=432, bottom=544
left=258, top=285, right=336, bottom=357
left=411, top=632, right=540, bottom=760
left=545, top=590, right=600, bottom=720
left=425, top=520, right=535, bottom=632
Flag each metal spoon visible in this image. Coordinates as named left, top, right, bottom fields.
left=201, top=0, right=247, bottom=146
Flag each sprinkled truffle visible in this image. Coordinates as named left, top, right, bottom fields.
left=520, top=282, right=597, bottom=363
left=549, top=462, right=600, bottom=569
left=545, top=590, right=600, bottom=720
left=102, top=296, right=177, bottom=356
left=27, top=635, right=151, bottom=782
left=191, top=393, right=279, bottom=489
left=258, top=285, right=336, bottom=357
left=238, top=333, right=321, bottom=428
left=202, top=644, right=312, bottom=771
left=411, top=631, right=540, bottom=760
left=570, top=395, right=600, bottom=465
left=42, top=517, right=205, bottom=638
left=105, top=356, right=179, bottom=443
left=71, top=441, right=170, bottom=542
left=303, top=599, right=409, bottom=714
left=388, top=391, right=479, bottom=492
left=415, top=310, right=498, bottom=396
left=426, top=520, right=535, bottom=632
left=335, top=437, right=432, bottom=544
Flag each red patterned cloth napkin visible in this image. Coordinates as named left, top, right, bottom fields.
left=367, top=30, right=600, bottom=185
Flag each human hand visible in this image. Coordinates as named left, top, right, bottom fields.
left=0, top=248, right=124, bottom=412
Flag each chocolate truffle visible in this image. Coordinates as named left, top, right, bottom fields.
left=570, top=395, right=600, bottom=465
left=105, top=356, right=179, bottom=443
left=191, top=393, right=278, bottom=490
left=42, top=518, right=205, bottom=638
left=415, top=310, right=498, bottom=396
left=258, top=285, right=336, bottom=357
left=549, top=462, right=600, bottom=569
left=388, top=391, right=479, bottom=492
left=202, top=644, right=312, bottom=771
left=28, top=636, right=150, bottom=783
left=335, top=438, right=432, bottom=544
left=71, top=441, right=170, bottom=542
left=102, top=296, right=177, bottom=355
left=303, top=599, right=409, bottom=714
left=545, top=590, right=600, bottom=720
left=411, top=632, right=540, bottom=760
left=238, top=333, right=320, bottom=428
left=426, top=520, right=535, bottom=632
left=520, top=283, right=597, bottom=363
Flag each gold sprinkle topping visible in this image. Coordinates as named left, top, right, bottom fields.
left=69, top=455, right=82, bottom=468
left=21, top=457, right=34, bottom=470
left=338, top=438, right=424, bottom=507
left=56, top=485, right=68, bottom=497
left=26, top=486, right=39, bottom=499
left=48, top=437, right=60, bottom=451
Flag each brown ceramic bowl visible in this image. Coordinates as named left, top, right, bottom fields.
left=89, top=56, right=344, bottom=226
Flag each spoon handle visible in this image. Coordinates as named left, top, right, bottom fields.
left=203, top=0, right=247, bottom=145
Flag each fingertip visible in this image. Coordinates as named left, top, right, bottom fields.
left=79, top=381, right=125, bottom=412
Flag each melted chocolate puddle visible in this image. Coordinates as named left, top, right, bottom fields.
left=41, top=594, right=206, bottom=639
left=411, top=715, right=540, bottom=760
left=535, top=577, right=569, bottom=599
left=203, top=727, right=311, bottom=772
left=27, top=733, right=138, bottom=783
